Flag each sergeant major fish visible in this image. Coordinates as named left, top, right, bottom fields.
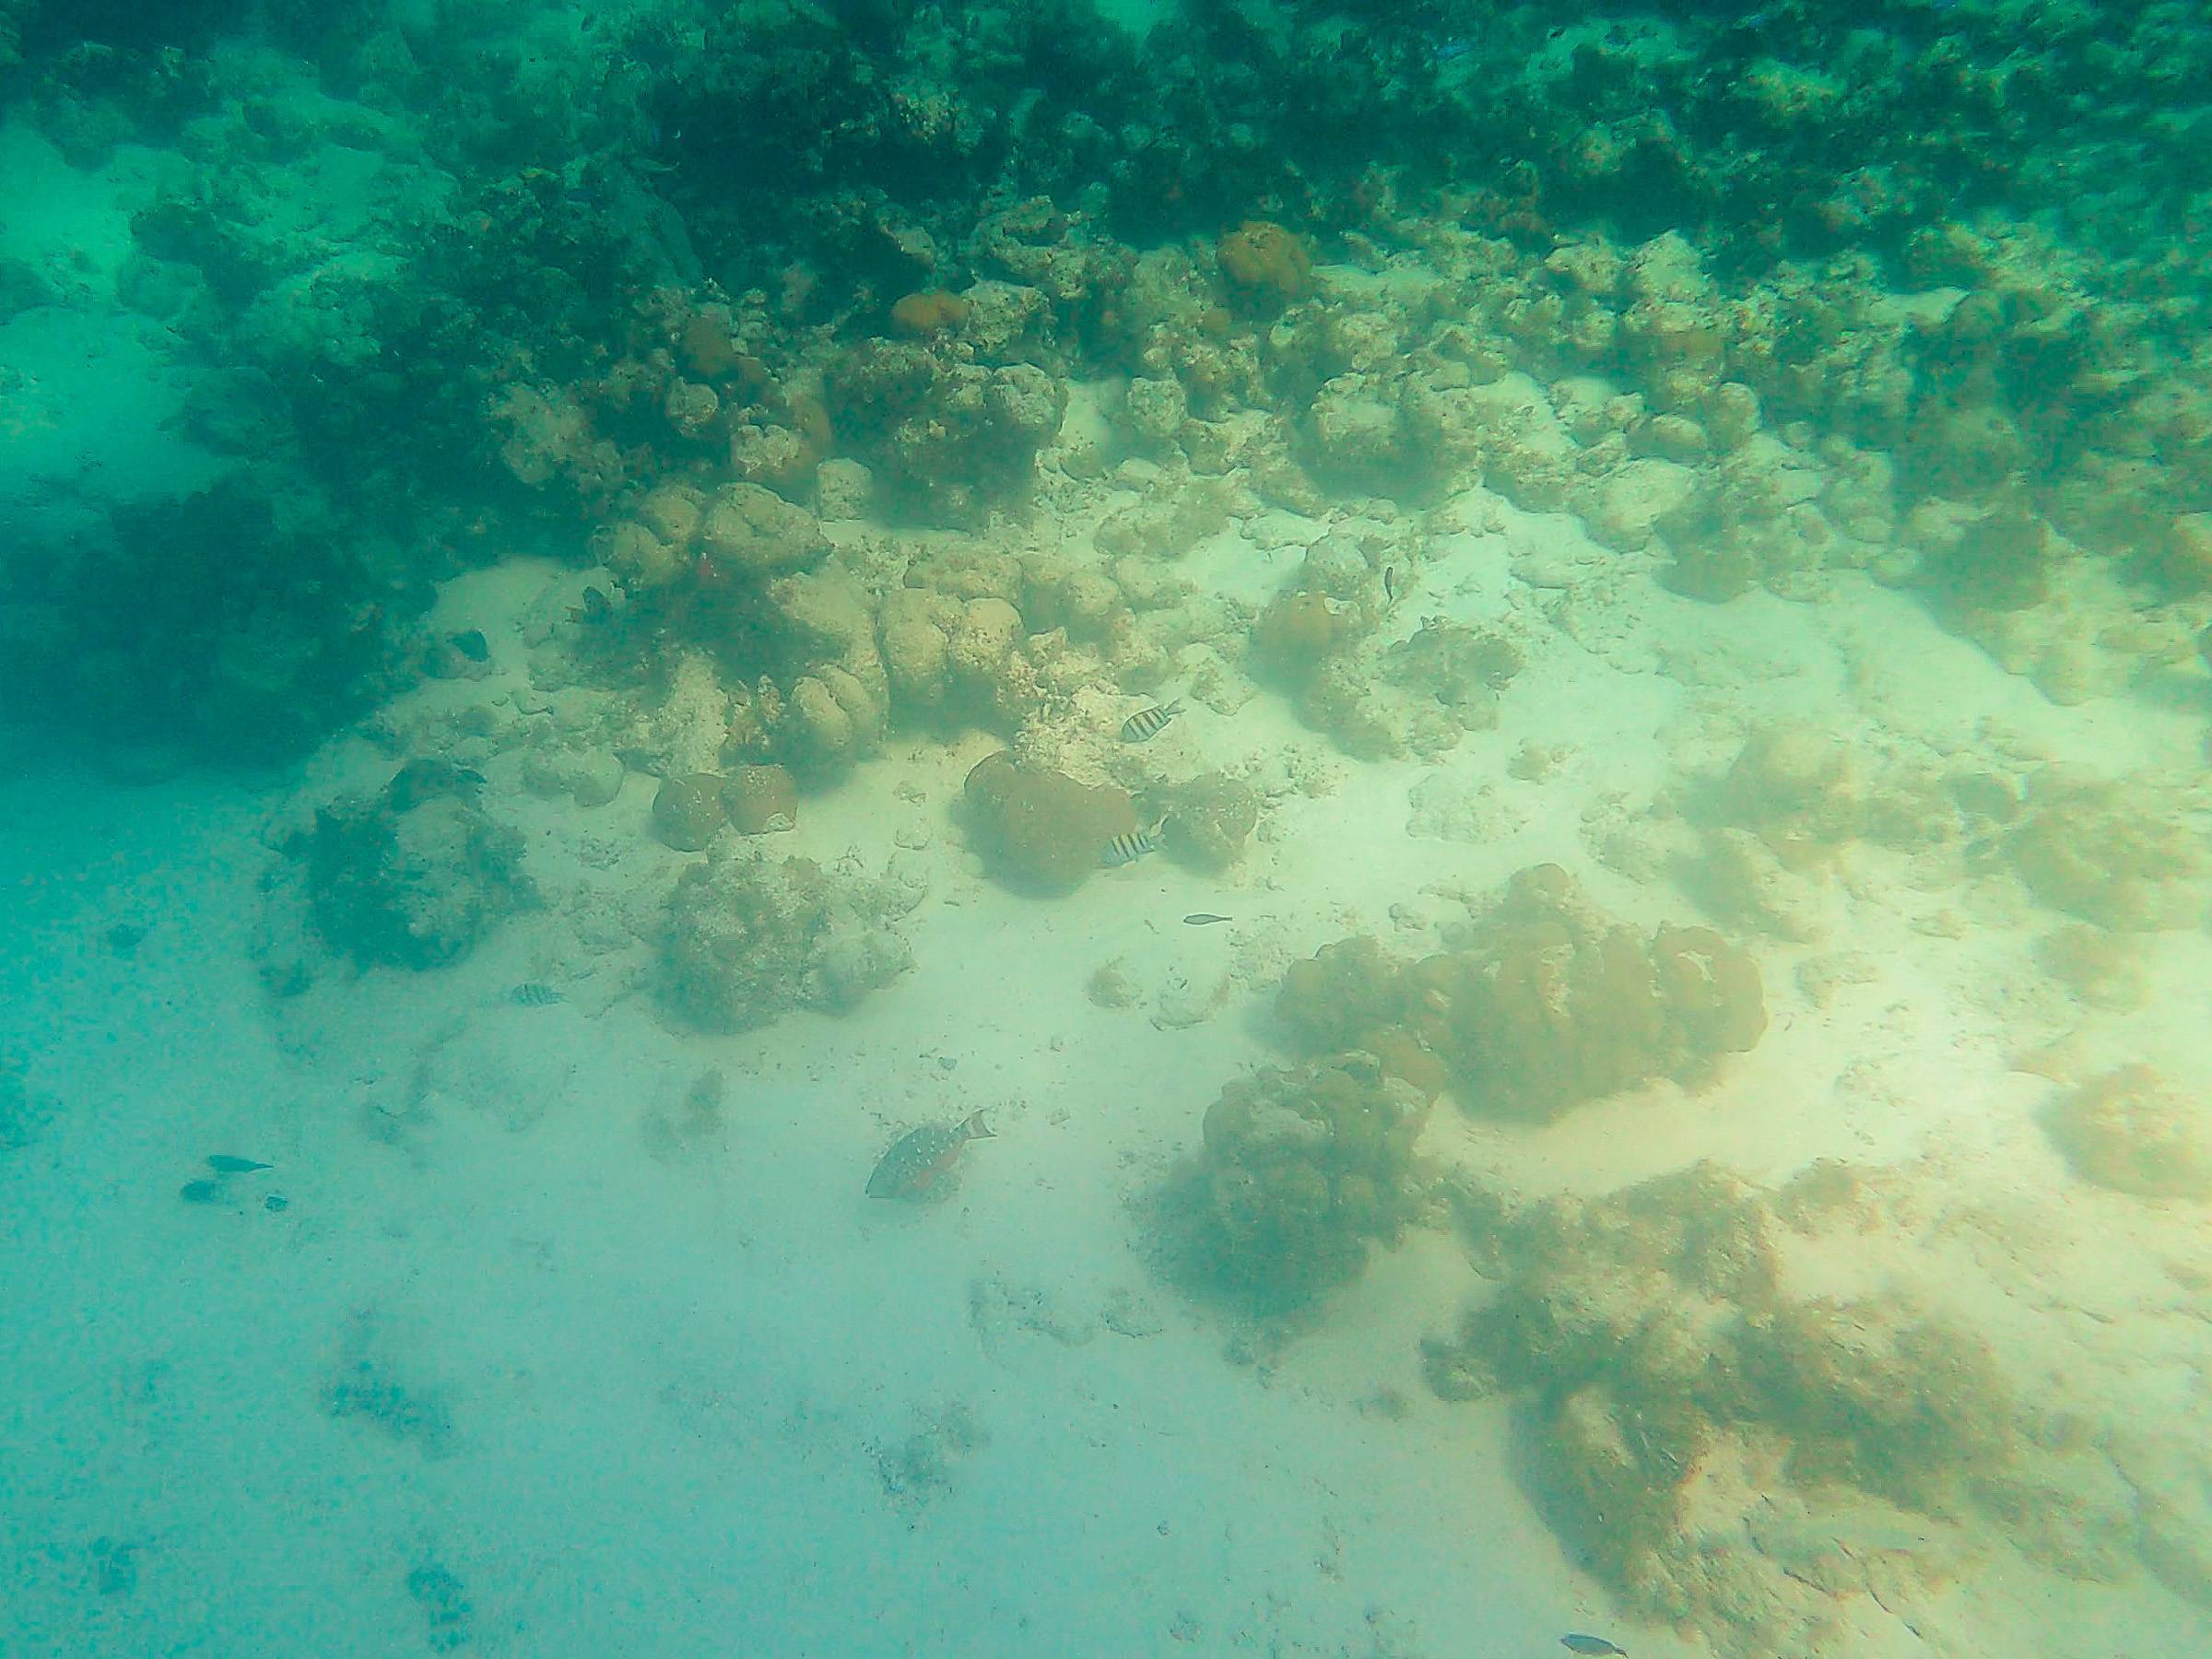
left=1119, top=700, right=1182, bottom=743
left=866, top=1110, right=995, bottom=1201
left=1101, top=818, right=1166, bottom=867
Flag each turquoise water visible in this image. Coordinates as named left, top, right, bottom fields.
left=3, top=4, right=2210, bottom=1655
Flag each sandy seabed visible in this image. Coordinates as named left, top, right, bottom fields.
left=4, top=473, right=2209, bottom=1659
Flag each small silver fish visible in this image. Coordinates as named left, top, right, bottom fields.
left=1119, top=700, right=1182, bottom=743
left=1101, top=819, right=1165, bottom=867
left=206, top=1155, right=273, bottom=1173
left=1560, top=1638, right=1626, bottom=1657
left=510, top=982, right=565, bottom=1007
left=1182, top=913, right=1231, bottom=926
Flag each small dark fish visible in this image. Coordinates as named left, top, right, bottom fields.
left=264, top=1194, right=289, bottom=1213
left=866, top=1110, right=995, bottom=1200
left=1182, top=913, right=1231, bottom=926
left=386, top=758, right=488, bottom=814
left=1382, top=566, right=1397, bottom=605
left=1101, top=820, right=1165, bottom=867
left=206, top=1155, right=273, bottom=1173
left=103, top=921, right=149, bottom=955
left=1560, top=1638, right=1627, bottom=1657
left=510, top=982, right=565, bottom=1007
left=449, top=629, right=489, bottom=663
left=179, top=1179, right=223, bottom=1205
left=569, top=586, right=612, bottom=624
left=1119, top=700, right=1182, bottom=743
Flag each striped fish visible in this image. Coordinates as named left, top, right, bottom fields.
left=1100, top=818, right=1166, bottom=867
left=510, top=982, right=565, bottom=1006
left=1119, top=700, right=1182, bottom=743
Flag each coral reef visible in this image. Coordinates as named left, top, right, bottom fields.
left=1244, top=528, right=1523, bottom=759
left=37, top=477, right=417, bottom=763
left=824, top=337, right=1068, bottom=524
left=14, top=0, right=2211, bottom=770
left=1420, top=1164, right=2086, bottom=1653
left=1215, top=221, right=1312, bottom=313
left=660, top=847, right=922, bottom=1033
left=1153, top=1053, right=1434, bottom=1316
left=1277, top=866, right=1766, bottom=1121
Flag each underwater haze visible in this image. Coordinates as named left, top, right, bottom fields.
left=5, top=0, right=2212, bottom=1653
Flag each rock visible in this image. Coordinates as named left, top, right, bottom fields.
left=699, top=482, right=830, bottom=575
left=570, top=751, right=626, bottom=808
left=303, top=793, right=533, bottom=971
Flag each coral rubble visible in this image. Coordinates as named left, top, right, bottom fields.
left=660, top=847, right=922, bottom=1033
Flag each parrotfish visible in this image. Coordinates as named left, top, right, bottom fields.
left=866, top=1111, right=994, bottom=1201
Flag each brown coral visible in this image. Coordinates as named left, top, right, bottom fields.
left=889, top=288, right=972, bottom=336
left=1160, top=772, right=1259, bottom=871
left=653, top=774, right=727, bottom=852
left=1217, top=220, right=1312, bottom=312
left=723, top=765, right=799, bottom=834
left=1251, top=590, right=1352, bottom=684
left=1277, top=866, right=1765, bottom=1122
left=962, top=751, right=1137, bottom=895
left=1156, top=1053, right=1434, bottom=1313
left=2042, top=1066, right=2212, bottom=1200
